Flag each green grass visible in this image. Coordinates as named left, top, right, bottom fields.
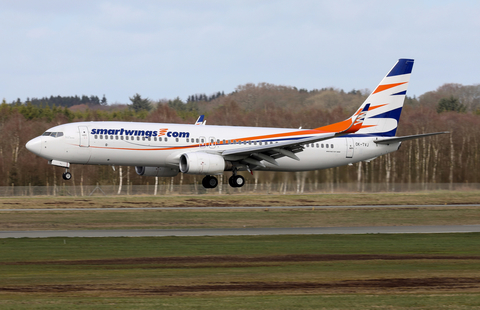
left=2, top=190, right=480, bottom=210
left=1, top=295, right=480, bottom=310
left=2, top=206, right=480, bottom=231
left=1, top=234, right=480, bottom=308
left=2, top=190, right=480, bottom=309
left=2, top=234, right=480, bottom=262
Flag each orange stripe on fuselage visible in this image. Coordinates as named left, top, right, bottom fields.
left=86, top=144, right=199, bottom=151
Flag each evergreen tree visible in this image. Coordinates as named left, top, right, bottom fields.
left=168, top=97, right=186, bottom=111
left=129, top=93, right=152, bottom=112
left=437, top=96, right=466, bottom=113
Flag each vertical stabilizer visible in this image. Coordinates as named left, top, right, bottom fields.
left=355, top=59, right=414, bottom=136
left=316, top=59, right=414, bottom=137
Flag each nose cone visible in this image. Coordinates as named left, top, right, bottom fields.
left=26, top=137, right=42, bottom=156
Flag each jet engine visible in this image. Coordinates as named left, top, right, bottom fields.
left=135, top=166, right=179, bottom=177
left=179, top=152, right=226, bottom=175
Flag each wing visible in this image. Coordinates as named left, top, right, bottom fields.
left=221, top=104, right=370, bottom=168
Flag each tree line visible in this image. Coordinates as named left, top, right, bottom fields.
left=11, top=95, right=108, bottom=108
left=1, top=82, right=479, bottom=189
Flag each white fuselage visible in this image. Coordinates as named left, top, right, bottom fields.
left=27, top=121, right=400, bottom=172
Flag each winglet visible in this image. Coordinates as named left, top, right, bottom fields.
left=195, top=115, right=205, bottom=125
left=340, top=104, right=370, bottom=134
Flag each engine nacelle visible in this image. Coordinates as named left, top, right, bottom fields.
left=135, top=166, right=179, bottom=177
left=179, top=152, right=226, bottom=175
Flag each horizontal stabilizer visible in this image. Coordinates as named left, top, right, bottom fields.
left=374, top=132, right=449, bottom=144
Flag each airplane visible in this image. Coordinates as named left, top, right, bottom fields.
left=26, top=59, right=447, bottom=189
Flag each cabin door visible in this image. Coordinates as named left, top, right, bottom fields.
left=346, top=138, right=354, bottom=158
left=79, top=126, right=89, bottom=147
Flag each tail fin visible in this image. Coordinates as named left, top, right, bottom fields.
left=317, top=59, right=414, bottom=137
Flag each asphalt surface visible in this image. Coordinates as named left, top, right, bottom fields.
left=2, top=225, right=480, bottom=238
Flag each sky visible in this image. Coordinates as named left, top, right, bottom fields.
left=1, top=0, right=480, bottom=104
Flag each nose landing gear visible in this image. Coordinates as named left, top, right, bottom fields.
left=62, top=169, right=72, bottom=180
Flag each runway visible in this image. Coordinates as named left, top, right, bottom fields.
left=2, top=225, right=480, bottom=238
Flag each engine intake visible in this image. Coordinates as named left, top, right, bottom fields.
left=135, top=166, right=179, bottom=177
left=180, top=152, right=226, bottom=175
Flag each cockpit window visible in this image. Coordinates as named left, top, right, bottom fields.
left=42, top=131, right=64, bottom=138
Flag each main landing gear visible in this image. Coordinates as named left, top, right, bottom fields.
left=228, top=174, right=245, bottom=188
left=201, top=173, right=245, bottom=189
left=202, top=175, right=218, bottom=188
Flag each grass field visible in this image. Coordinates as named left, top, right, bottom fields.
left=1, top=191, right=480, bottom=231
left=2, top=205, right=480, bottom=231
left=1, top=190, right=480, bottom=210
left=1, top=191, right=480, bottom=309
left=1, top=234, right=480, bottom=309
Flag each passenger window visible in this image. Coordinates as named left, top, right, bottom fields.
left=121, top=136, right=124, bottom=140
left=201, top=138, right=204, bottom=143
left=159, top=137, right=162, bottom=142
left=176, top=138, right=179, bottom=142
left=165, top=138, right=168, bottom=142
left=94, top=135, right=98, bottom=139
left=186, top=138, right=189, bottom=142
left=331, top=144, right=334, bottom=148
left=196, top=138, right=199, bottom=143
left=326, top=144, right=329, bottom=148
left=116, top=136, right=119, bottom=140
left=137, top=137, right=140, bottom=141
left=100, top=135, right=103, bottom=139
left=316, top=143, right=319, bottom=148
left=321, top=144, right=324, bottom=148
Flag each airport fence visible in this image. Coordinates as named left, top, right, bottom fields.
left=0, top=182, right=479, bottom=197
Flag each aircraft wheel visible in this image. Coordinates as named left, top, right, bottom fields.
left=202, top=175, right=218, bottom=189
left=229, top=175, right=245, bottom=188
left=62, top=172, right=72, bottom=181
